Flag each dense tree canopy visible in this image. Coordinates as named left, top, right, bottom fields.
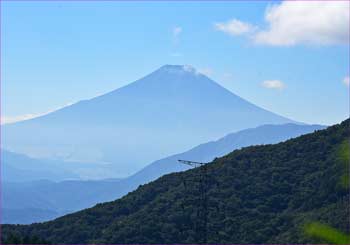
left=2, top=119, right=349, bottom=244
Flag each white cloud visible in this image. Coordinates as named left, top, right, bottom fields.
left=198, top=68, right=213, bottom=77
left=1, top=102, right=74, bottom=125
left=254, top=1, right=349, bottom=46
left=216, top=2, right=349, bottom=46
left=214, top=19, right=256, bottom=36
left=222, top=72, right=234, bottom=81
left=182, top=65, right=196, bottom=73
left=173, top=26, right=182, bottom=38
left=343, top=76, right=350, bottom=87
left=262, top=80, right=285, bottom=90
left=172, top=26, right=182, bottom=46
left=2, top=114, right=41, bottom=125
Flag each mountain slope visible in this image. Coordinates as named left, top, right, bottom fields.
left=2, top=65, right=295, bottom=177
left=2, top=119, right=348, bottom=244
left=2, top=123, right=323, bottom=224
left=127, top=123, right=325, bottom=186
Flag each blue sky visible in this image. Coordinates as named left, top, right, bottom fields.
left=2, top=1, right=349, bottom=125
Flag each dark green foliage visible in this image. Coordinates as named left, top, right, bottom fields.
left=303, top=139, right=350, bottom=244
left=2, top=119, right=349, bottom=244
left=2, top=232, right=51, bottom=244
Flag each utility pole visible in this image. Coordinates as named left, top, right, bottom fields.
left=178, top=159, right=208, bottom=244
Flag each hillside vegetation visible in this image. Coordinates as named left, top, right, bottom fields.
left=2, top=119, right=349, bottom=244
left=3, top=123, right=323, bottom=225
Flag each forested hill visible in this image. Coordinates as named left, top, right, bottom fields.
left=2, top=119, right=349, bottom=244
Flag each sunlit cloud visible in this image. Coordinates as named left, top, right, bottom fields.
left=262, top=80, right=285, bottom=90
left=1, top=102, right=74, bottom=125
left=173, top=26, right=182, bottom=37
left=254, top=1, right=349, bottom=46
left=198, top=67, right=213, bottom=77
left=222, top=72, right=234, bottom=81
left=214, top=19, right=256, bottom=36
left=216, top=1, right=349, bottom=46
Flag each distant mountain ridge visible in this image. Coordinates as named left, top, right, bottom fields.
left=2, top=119, right=348, bottom=244
left=1, top=150, right=79, bottom=182
left=3, top=65, right=295, bottom=177
left=1, top=150, right=118, bottom=182
left=127, top=123, right=325, bottom=188
left=2, top=123, right=324, bottom=224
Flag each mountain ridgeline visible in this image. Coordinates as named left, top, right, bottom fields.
left=2, top=123, right=324, bottom=224
left=2, top=65, right=294, bottom=177
left=2, top=119, right=349, bottom=244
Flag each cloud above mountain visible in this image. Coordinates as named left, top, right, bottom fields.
left=214, top=19, right=256, bottom=36
left=215, top=1, right=349, bottom=46
left=172, top=26, right=182, bottom=44
left=173, top=26, right=182, bottom=37
left=2, top=114, right=41, bottom=125
left=1, top=102, right=74, bottom=125
left=262, top=80, right=285, bottom=90
left=198, top=67, right=213, bottom=77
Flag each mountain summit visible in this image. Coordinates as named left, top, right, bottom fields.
left=156, top=64, right=197, bottom=73
left=3, top=65, right=295, bottom=177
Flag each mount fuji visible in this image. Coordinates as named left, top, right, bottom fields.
left=3, top=65, right=296, bottom=177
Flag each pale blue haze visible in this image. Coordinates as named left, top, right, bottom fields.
left=3, top=123, right=324, bottom=224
